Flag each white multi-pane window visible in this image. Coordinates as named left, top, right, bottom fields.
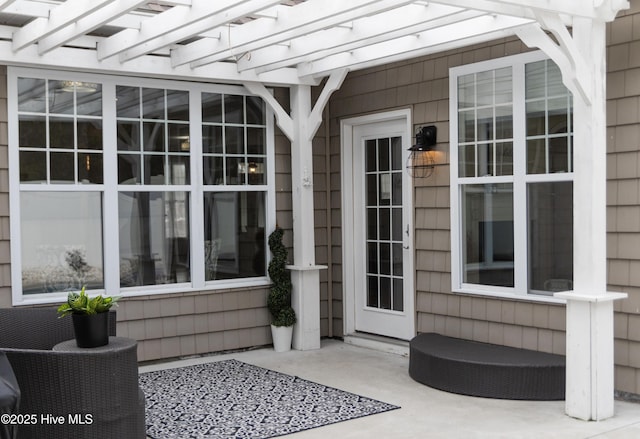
left=450, top=52, right=573, bottom=299
left=9, top=68, right=274, bottom=304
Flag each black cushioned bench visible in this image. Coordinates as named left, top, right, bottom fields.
left=409, top=333, right=566, bottom=400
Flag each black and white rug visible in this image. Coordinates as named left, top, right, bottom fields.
left=139, top=359, right=399, bottom=439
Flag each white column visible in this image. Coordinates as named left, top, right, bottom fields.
left=288, top=84, right=326, bottom=350
left=555, top=17, right=626, bottom=421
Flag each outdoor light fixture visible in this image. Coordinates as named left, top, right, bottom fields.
left=406, top=125, right=439, bottom=178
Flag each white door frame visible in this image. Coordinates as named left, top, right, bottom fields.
left=341, top=109, right=415, bottom=340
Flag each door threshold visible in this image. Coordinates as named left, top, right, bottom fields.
left=343, top=333, right=410, bottom=357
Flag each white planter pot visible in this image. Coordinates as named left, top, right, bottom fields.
left=271, top=324, right=293, bottom=352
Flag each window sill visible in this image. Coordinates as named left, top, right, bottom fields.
left=452, top=288, right=567, bottom=305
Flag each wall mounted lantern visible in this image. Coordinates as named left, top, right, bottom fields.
left=406, top=125, right=439, bottom=178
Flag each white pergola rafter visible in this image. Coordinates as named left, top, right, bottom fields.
left=0, top=0, right=625, bottom=86
left=171, top=0, right=417, bottom=68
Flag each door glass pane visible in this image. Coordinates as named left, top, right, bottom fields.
left=365, top=136, right=404, bottom=311
left=119, top=192, right=190, bottom=287
left=21, top=192, right=104, bottom=294
left=462, top=183, right=514, bottom=287
left=528, top=182, right=573, bottom=295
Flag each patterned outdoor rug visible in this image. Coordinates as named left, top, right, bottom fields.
left=139, top=359, right=399, bottom=439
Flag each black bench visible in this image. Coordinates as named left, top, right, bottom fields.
left=409, top=333, right=565, bottom=400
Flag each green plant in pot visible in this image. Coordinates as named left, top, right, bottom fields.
left=267, top=227, right=296, bottom=352
left=57, top=286, right=119, bottom=348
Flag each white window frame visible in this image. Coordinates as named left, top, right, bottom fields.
left=449, top=51, right=571, bottom=303
left=8, top=67, right=275, bottom=306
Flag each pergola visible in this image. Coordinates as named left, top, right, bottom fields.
left=0, top=0, right=630, bottom=421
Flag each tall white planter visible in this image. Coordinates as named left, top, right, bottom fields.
left=271, top=324, right=293, bottom=352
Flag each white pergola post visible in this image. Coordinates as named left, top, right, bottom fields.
left=557, top=18, right=626, bottom=421
left=518, top=9, right=627, bottom=421
left=245, top=71, right=346, bottom=350
left=551, top=18, right=627, bottom=421
left=287, top=84, right=323, bottom=350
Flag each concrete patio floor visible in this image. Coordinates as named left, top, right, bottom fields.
left=139, top=339, right=640, bottom=439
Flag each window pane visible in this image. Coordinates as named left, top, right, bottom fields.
left=525, top=61, right=546, bottom=99
left=49, top=117, right=74, bottom=149
left=20, top=151, right=46, bottom=182
left=203, top=125, right=223, bottom=154
left=225, top=126, right=244, bottom=154
left=459, top=145, right=475, bottom=177
left=168, top=123, right=190, bottom=152
left=246, top=96, right=265, bottom=125
left=77, top=120, right=103, bottom=150
left=527, top=138, right=546, bottom=174
left=78, top=153, right=103, bottom=184
left=116, top=86, right=140, bottom=118
left=144, top=155, right=165, bottom=184
left=526, top=101, right=546, bottom=136
left=21, top=192, right=104, bottom=294
left=49, top=80, right=75, bottom=114
left=458, top=74, right=475, bottom=108
left=50, top=152, right=74, bottom=183
left=166, top=90, right=189, bottom=121
left=143, top=122, right=165, bottom=152
left=117, top=121, right=140, bottom=151
left=76, top=85, right=102, bottom=116
left=246, top=157, right=265, bottom=185
left=119, top=192, right=190, bottom=286
left=143, top=88, right=165, bottom=119
left=476, top=71, right=494, bottom=106
left=495, top=105, right=513, bottom=140
left=203, top=156, right=224, bottom=185
left=494, top=68, right=512, bottom=104
left=462, top=184, right=514, bottom=287
left=118, top=154, right=140, bottom=184
left=202, top=93, right=222, bottom=123
left=549, top=137, right=569, bottom=173
left=495, top=142, right=513, bottom=176
left=458, top=110, right=475, bottom=142
left=203, top=192, right=266, bottom=280
left=528, top=182, right=573, bottom=294
left=366, top=140, right=376, bottom=172
left=477, top=143, right=493, bottom=177
left=19, top=117, right=46, bottom=148
left=247, top=127, right=265, bottom=155
left=18, top=78, right=46, bottom=113
left=224, top=95, right=244, bottom=124
left=168, top=156, right=189, bottom=185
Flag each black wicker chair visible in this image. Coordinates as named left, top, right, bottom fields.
left=0, top=307, right=146, bottom=439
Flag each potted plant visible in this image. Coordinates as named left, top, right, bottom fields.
left=267, top=227, right=296, bottom=352
left=57, top=286, right=119, bottom=348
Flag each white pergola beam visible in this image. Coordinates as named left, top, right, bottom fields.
left=36, top=0, right=150, bottom=55
left=12, top=0, right=114, bottom=51
left=238, top=6, right=485, bottom=73
left=298, top=14, right=530, bottom=78
left=432, top=0, right=614, bottom=21
left=117, top=0, right=282, bottom=62
left=0, top=39, right=317, bottom=86
left=173, top=0, right=416, bottom=68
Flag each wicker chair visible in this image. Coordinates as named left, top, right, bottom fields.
left=0, top=307, right=146, bottom=439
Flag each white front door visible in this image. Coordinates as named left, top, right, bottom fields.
left=342, top=110, right=415, bottom=340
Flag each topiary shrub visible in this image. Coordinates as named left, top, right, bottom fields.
left=267, top=227, right=297, bottom=327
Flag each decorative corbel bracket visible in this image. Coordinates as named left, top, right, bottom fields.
left=243, top=68, right=348, bottom=143
left=243, top=81, right=295, bottom=141
left=516, top=12, right=593, bottom=106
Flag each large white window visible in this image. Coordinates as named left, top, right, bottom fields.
left=450, top=52, right=573, bottom=299
left=9, top=68, right=275, bottom=304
